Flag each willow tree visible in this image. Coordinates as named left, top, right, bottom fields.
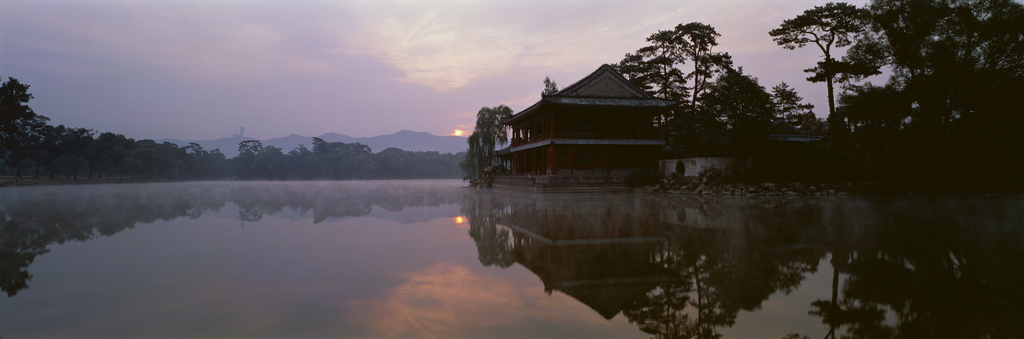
left=770, top=3, right=874, bottom=132
left=461, top=105, right=512, bottom=182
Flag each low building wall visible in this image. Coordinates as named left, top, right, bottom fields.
left=550, top=168, right=636, bottom=176
left=660, top=157, right=752, bottom=178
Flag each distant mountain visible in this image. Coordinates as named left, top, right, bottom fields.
left=157, top=130, right=468, bottom=158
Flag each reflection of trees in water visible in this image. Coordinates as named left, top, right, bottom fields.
left=0, top=181, right=463, bottom=297
left=804, top=197, right=1024, bottom=339
left=0, top=184, right=229, bottom=297
left=625, top=199, right=825, bottom=339
left=461, top=189, right=514, bottom=268
left=462, top=192, right=1024, bottom=339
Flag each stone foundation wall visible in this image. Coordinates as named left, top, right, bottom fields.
left=492, top=174, right=631, bottom=192
left=660, top=157, right=752, bottom=178
left=550, top=168, right=636, bottom=176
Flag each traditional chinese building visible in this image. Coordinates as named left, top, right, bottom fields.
left=766, top=120, right=825, bottom=142
left=496, top=65, right=676, bottom=190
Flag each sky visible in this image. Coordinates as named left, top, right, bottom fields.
left=1, top=0, right=885, bottom=141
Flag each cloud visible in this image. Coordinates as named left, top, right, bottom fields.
left=340, top=1, right=678, bottom=91
left=2, top=2, right=346, bottom=85
left=3, top=0, right=831, bottom=91
left=0, top=0, right=856, bottom=139
left=336, top=0, right=831, bottom=93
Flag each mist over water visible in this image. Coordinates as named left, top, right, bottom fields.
left=2, top=181, right=1022, bottom=338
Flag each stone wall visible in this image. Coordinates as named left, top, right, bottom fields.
left=492, top=174, right=630, bottom=192
left=660, top=157, right=752, bottom=178
left=551, top=168, right=635, bottom=176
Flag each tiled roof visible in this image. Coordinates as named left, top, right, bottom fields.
left=766, top=120, right=825, bottom=141
left=553, top=64, right=654, bottom=98
left=766, top=120, right=804, bottom=134
left=505, top=65, right=677, bottom=125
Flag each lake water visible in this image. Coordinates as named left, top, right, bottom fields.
left=2, top=180, right=1022, bottom=338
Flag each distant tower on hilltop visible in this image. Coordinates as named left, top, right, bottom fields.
left=240, top=127, right=245, bottom=138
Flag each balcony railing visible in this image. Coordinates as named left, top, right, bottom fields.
left=509, top=131, right=657, bottom=147
left=510, top=132, right=553, bottom=147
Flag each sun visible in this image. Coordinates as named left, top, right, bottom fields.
left=451, top=129, right=464, bottom=136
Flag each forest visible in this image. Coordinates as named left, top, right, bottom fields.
left=461, top=0, right=1024, bottom=183
left=626, top=0, right=1024, bottom=182
left=0, top=81, right=465, bottom=182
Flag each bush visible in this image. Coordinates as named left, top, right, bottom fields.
left=697, top=166, right=722, bottom=184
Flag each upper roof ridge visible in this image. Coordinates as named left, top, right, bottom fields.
left=551, top=64, right=653, bottom=99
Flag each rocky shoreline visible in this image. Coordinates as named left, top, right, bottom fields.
left=637, top=171, right=1023, bottom=196
left=638, top=173, right=853, bottom=196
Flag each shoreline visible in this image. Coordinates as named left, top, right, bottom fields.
left=4, top=175, right=1022, bottom=195
left=638, top=180, right=1024, bottom=196
left=0, top=176, right=178, bottom=187
left=0, top=176, right=467, bottom=187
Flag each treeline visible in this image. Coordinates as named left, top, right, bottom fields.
left=0, top=78, right=464, bottom=181
left=231, top=138, right=464, bottom=180
left=824, top=0, right=1024, bottom=181
left=603, top=0, right=1024, bottom=182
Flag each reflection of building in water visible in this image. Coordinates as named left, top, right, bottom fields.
left=495, top=194, right=681, bottom=319
left=466, top=192, right=1024, bottom=338
left=466, top=192, right=823, bottom=328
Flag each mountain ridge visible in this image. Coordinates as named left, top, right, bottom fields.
left=157, top=130, right=468, bottom=157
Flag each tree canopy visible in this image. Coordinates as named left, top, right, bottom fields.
left=1, top=77, right=48, bottom=157
left=771, top=82, right=816, bottom=124
left=542, top=77, right=559, bottom=95
left=615, top=22, right=733, bottom=105
left=770, top=2, right=877, bottom=134
left=837, top=0, right=1024, bottom=179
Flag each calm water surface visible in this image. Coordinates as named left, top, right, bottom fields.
left=2, top=180, right=1022, bottom=338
